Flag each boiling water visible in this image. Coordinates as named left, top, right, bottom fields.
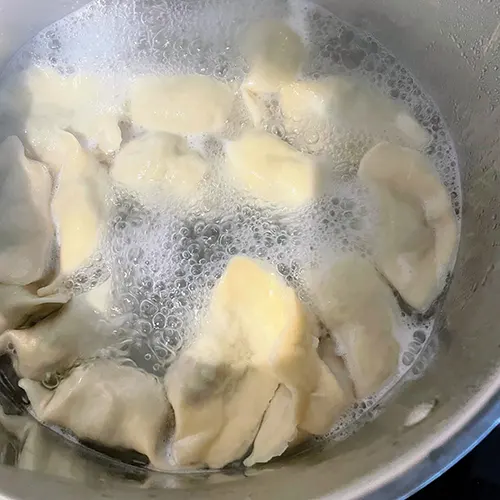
left=1, top=0, right=461, bottom=461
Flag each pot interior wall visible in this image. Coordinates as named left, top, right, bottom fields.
left=0, top=1, right=500, bottom=498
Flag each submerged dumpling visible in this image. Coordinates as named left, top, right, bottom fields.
left=242, top=20, right=306, bottom=93
left=0, top=285, right=69, bottom=332
left=358, top=142, right=458, bottom=311
left=129, top=75, right=234, bottom=135
left=308, top=255, right=401, bottom=399
left=0, top=136, right=54, bottom=285
left=19, top=360, right=171, bottom=469
left=0, top=281, right=113, bottom=380
left=0, top=66, right=122, bottom=154
left=165, top=256, right=348, bottom=469
left=225, top=131, right=316, bottom=207
left=112, top=132, right=207, bottom=200
left=280, top=76, right=430, bottom=150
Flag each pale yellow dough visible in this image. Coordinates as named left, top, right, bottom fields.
left=225, top=131, right=316, bottom=208
left=280, top=76, right=430, bottom=150
left=129, top=75, right=234, bottom=135
left=0, top=136, right=54, bottom=286
left=112, top=132, right=207, bottom=200
left=165, top=256, right=348, bottom=469
left=358, top=142, right=458, bottom=311
left=308, top=255, right=401, bottom=399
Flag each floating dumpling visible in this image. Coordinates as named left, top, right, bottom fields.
left=280, top=76, right=430, bottom=150
left=0, top=284, right=69, bottom=332
left=0, top=136, right=54, bottom=286
left=0, top=66, right=122, bottom=154
left=242, top=20, right=306, bottom=93
left=225, top=131, right=316, bottom=208
left=19, top=360, right=171, bottom=469
left=165, top=256, right=348, bottom=469
left=308, top=255, right=401, bottom=399
left=112, top=132, right=207, bottom=200
left=0, top=281, right=113, bottom=380
left=129, top=75, right=234, bottom=135
left=358, top=142, right=458, bottom=311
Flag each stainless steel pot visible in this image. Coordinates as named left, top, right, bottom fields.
left=1, top=0, right=500, bottom=498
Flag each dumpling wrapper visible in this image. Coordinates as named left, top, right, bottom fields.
left=358, top=142, right=458, bottom=311
left=280, top=76, right=430, bottom=150
left=112, top=132, right=207, bottom=200
left=129, top=75, right=234, bottom=135
left=26, top=128, right=111, bottom=290
left=19, top=360, right=172, bottom=469
left=308, top=255, right=401, bottom=399
left=0, top=136, right=54, bottom=286
left=242, top=20, right=306, bottom=93
left=0, top=281, right=113, bottom=380
left=0, top=66, right=122, bottom=154
left=165, top=256, right=347, bottom=469
left=0, top=284, right=69, bottom=332
left=245, top=334, right=354, bottom=467
left=225, top=131, right=317, bottom=208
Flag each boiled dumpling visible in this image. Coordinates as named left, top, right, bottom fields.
left=0, top=285, right=69, bottom=332
left=280, top=76, right=430, bottom=150
left=0, top=281, right=113, bottom=380
left=129, top=75, right=234, bottom=135
left=32, top=133, right=110, bottom=284
left=165, top=256, right=348, bottom=469
left=225, top=131, right=316, bottom=208
left=0, top=136, right=54, bottom=285
left=358, top=142, right=458, bottom=311
left=20, top=360, right=171, bottom=469
left=0, top=66, right=122, bottom=154
left=308, top=255, right=401, bottom=399
left=112, top=132, right=207, bottom=200
left=242, top=20, right=306, bottom=93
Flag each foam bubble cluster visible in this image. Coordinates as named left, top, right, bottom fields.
left=2, top=0, right=461, bottom=440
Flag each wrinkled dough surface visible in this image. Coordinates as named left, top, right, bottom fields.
left=0, top=137, right=54, bottom=285
left=309, top=255, right=400, bottom=398
left=0, top=285, right=69, bottom=332
left=129, top=75, right=234, bottom=135
left=112, top=132, right=207, bottom=199
left=0, top=66, right=122, bottom=154
left=358, top=142, right=458, bottom=311
left=280, top=76, right=430, bottom=150
left=225, top=131, right=316, bottom=207
left=243, top=20, right=306, bottom=93
left=0, top=281, right=113, bottom=380
left=20, top=360, right=171, bottom=468
left=165, top=256, right=347, bottom=469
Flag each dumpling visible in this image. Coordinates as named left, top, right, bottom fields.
left=0, top=281, right=113, bottom=380
left=242, top=20, right=306, bottom=93
left=0, top=284, right=69, bottom=332
left=0, top=66, right=122, bottom=154
left=308, top=255, right=401, bottom=399
left=19, top=360, right=171, bottom=469
left=129, top=75, right=234, bottom=135
left=165, top=256, right=348, bottom=469
left=26, top=130, right=110, bottom=285
left=0, top=136, right=54, bottom=285
left=358, top=142, right=458, bottom=311
left=225, top=131, right=316, bottom=208
left=280, top=76, right=430, bottom=150
left=112, top=132, right=207, bottom=200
